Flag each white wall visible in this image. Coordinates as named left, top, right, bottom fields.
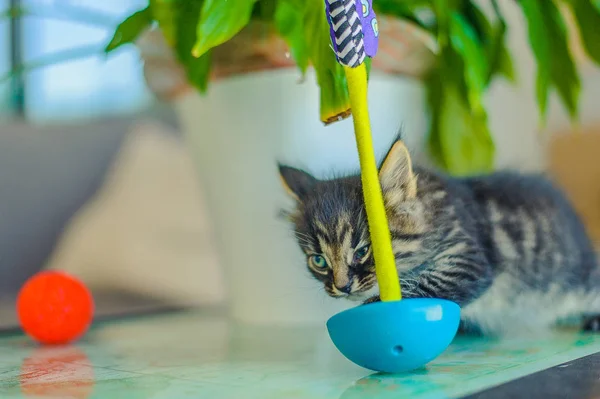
left=46, top=121, right=225, bottom=306
left=41, top=2, right=600, bottom=309
left=485, top=1, right=600, bottom=172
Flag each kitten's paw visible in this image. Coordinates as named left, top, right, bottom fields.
left=458, top=320, right=483, bottom=336
left=363, top=295, right=381, bottom=305
left=582, top=315, right=600, bottom=332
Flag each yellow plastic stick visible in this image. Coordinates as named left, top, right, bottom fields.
left=344, top=64, right=401, bottom=302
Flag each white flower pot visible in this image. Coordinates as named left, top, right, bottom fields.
left=174, top=68, right=427, bottom=325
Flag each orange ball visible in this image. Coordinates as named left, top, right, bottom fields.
left=17, top=271, right=94, bottom=345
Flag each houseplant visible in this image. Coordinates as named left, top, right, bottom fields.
left=106, top=0, right=600, bottom=173
left=4, top=0, right=600, bottom=324
left=105, top=0, right=600, bottom=325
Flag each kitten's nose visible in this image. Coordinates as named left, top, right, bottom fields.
left=336, top=282, right=353, bottom=294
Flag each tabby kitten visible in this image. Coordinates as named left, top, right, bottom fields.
left=279, top=137, right=600, bottom=336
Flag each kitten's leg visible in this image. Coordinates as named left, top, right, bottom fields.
left=364, top=245, right=492, bottom=307
left=401, top=241, right=493, bottom=306
left=582, top=315, right=600, bottom=332
left=363, top=295, right=380, bottom=304
left=458, top=319, right=483, bottom=336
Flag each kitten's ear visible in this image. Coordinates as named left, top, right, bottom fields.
left=278, top=164, right=317, bottom=202
left=379, top=139, right=417, bottom=200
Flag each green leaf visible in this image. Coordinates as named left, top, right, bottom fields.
left=519, top=0, right=580, bottom=121
left=304, top=0, right=350, bottom=124
left=494, top=40, right=515, bottom=82
left=149, top=0, right=178, bottom=45
left=150, top=0, right=211, bottom=92
left=425, top=68, right=446, bottom=170
left=460, top=0, right=490, bottom=42
left=372, top=0, right=430, bottom=31
left=423, top=2, right=495, bottom=174
left=519, top=0, right=553, bottom=120
left=104, top=7, right=153, bottom=53
left=174, top=0, right=212, bottom=92
left=253, top=0, right=276, bottom=20
left=459, top=1, right=514, bottom=83
left=567, top=0, right=600, bottom=65
left=439, top=86, right=494, bottom=175
left=192, top=0, right=256, bottom=58
left=275, top=0, right=309, bottom=73
left=488, top=2, right=515, bottom=82
left=364, top=56, right=373, bottom=79
left=448, top=12, right=488, bottom=111
left=544, top=1, right=580, bottom=119
left=426, top=62, right=495, bottom=176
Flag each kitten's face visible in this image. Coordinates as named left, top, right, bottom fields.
left=285, top=176, right=377, bottom=300
left=279, top=138, right=422, bottom=301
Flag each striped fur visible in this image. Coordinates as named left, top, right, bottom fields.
left=326, top=0, right=366, bottom=67
left=279, top=137, right=600, bottom=336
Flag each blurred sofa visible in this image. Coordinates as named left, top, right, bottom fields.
left=0, top=116, right=224, bottom=306
left=0, top=117, right=131, bottom=297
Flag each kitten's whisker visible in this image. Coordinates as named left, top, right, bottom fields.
left=294, top=231, right=313, bottom=240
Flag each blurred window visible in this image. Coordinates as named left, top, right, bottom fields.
left=0, top=0, right=11, bottom=118
left=2, top=0, right=153, bottom=122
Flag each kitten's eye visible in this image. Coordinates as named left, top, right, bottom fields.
left=353, top=245, right=370, bottom=262
left=310, top=255, right=328, bottom=269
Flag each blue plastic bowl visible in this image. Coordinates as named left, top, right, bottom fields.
left=327, top=298, right=460, bottom=373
